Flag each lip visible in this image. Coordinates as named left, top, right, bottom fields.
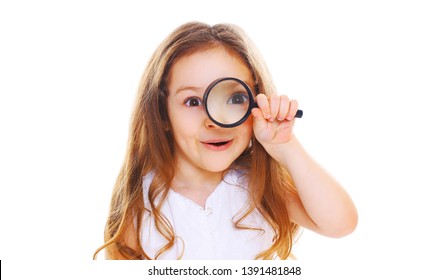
left=201, top=139, right=233, bottom=151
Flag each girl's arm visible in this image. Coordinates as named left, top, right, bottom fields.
left=252, top=94, right=358, bottom=238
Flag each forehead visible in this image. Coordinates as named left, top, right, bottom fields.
left=167, top=47, right=253, bottom=91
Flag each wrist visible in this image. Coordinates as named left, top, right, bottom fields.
left=262, top=136, right=302, bottom=166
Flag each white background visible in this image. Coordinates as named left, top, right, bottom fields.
left=1, top=0, right=447, bottom=279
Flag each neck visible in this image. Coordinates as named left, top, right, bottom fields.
left=170, top=161, right=225, bottom=208
left=171, top=161, right=224, bottom=191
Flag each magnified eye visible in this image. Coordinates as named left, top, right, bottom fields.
left=227, top=92, right=249, bottom=105
left=185, top=97, right=203, bottom=107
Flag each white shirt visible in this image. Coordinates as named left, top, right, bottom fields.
left=140, top=170, right=274, bottom=259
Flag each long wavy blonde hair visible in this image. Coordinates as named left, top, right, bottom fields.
left=94, top=22, right=300, bottom=260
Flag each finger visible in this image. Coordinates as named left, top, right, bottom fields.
left=251, top=107, right=267, bottom=132
left=287, top=99, right=299, bottom=120
left=277, top=95, right=290, bottom=121
left=268, top=95, right=279, bottom=121
left=251, top=107, right=263, bottom=119
left=255, top=94, right=271, bottom=120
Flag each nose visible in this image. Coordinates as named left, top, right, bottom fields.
left=204, top=116, right=219, bottom=128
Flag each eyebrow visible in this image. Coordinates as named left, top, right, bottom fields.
left=175, top=86, right=202, bottom=95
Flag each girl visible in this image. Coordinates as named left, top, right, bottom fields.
left=94, top=22, right=357, bottom=260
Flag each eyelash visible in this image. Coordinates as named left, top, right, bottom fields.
left=184, top=97, right=203, bottom=107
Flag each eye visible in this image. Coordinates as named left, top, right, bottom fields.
left=185, top=97, right=203, bottom=107
left=227, top=92, right=249, bottom=105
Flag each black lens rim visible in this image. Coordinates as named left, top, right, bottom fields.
left=203, top=77, right=255, bottom=128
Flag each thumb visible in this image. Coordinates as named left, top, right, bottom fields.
left=251, top=108, right=267, bottom=132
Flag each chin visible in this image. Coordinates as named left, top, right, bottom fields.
left=200, top=149, right=246, bottom=173
left=204, top=165, right=231, bottom=173
left=202, top=160, right=234, bottom=173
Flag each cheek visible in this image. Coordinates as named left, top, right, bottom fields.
left=168, top=106, right=203, bottom=138
left=239, top=116, right=254, bottom=141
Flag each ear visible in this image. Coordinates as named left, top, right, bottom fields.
left=244, top=137, right=254, bottom=153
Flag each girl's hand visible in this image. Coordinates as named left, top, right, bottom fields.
left=251, top=94, right=299, bottom=161
left=252, top=94, right=358, bottom=238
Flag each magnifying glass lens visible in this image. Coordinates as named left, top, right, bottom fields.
left=207, top=80, right=251, bottom=126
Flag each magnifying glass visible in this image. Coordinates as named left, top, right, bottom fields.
left=204, top=77, right=303, bottom=128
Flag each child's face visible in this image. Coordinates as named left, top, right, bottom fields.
left=166, top=47, right=254, bottom=173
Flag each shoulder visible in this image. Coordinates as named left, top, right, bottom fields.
left=142, top=171, right=155, bottom=191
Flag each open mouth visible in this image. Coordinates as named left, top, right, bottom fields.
left=202, top=140, right=233, bottom=150
left=209, top=141, right=229, bottom=147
